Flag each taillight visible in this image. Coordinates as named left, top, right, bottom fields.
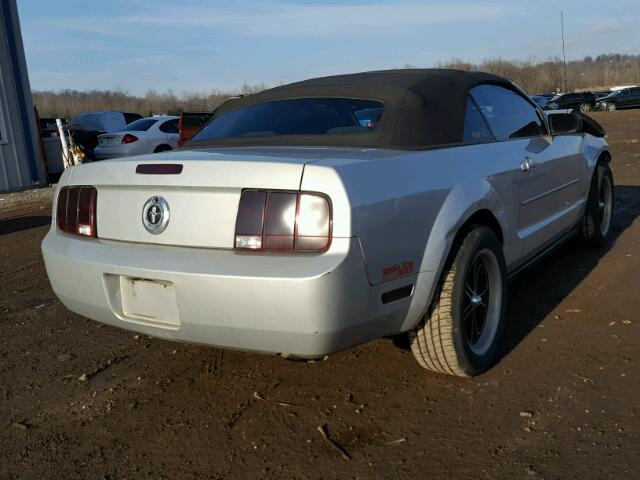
left=122, top=134, right=138, bottom=144
left=56, top=186, right=97, bottom=237
left=234, top=190, right=331, bottom=252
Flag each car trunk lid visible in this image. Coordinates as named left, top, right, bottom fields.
left=67, top=147, right=325, bottom=249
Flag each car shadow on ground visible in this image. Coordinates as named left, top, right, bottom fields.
left=0, top=215, right=51, bottom=235
left=499, top=184, right=640, bottom=361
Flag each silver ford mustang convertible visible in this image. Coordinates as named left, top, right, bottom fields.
left=42, top=70, right=613, bottom=376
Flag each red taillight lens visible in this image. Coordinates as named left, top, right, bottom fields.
left=234, top=190, right=331, bottom=252
left=122, top=134, right=138, bottom=144
left=56, top=186, right=97, bottom=237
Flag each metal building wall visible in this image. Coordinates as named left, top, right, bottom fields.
left=0, top=0, right=45, bottom=192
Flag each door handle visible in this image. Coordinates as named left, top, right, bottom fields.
left=521, top=157, right=537, bottom=172
left=520, top=157, right=532, bottom=172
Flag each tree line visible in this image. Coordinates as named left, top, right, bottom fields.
left=33, top=83, right=266, bottom=120
left=33, top=54, right=640, bottom=119
left=435, top=53, right=640, bottom=95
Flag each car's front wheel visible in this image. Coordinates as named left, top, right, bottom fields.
left=607, top=103, right=617, bottom=112
left=409, top=226, right=506, bottom=376
left=579, top=103, right=591, bottom=112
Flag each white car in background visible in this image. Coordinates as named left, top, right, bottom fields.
left=93, top=116, right=179, bottom=159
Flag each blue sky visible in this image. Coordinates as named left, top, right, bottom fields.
left=17, top=0, right=640, bottom=95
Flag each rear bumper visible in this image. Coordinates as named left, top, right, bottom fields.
left=42, top=230, right=415, bottom=357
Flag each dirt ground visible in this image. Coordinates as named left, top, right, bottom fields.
left=1, top=110, right=639, bottom=480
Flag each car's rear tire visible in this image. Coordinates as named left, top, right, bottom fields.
left=579, top=103, right=591, bottom=112
left=607, top=103, right=617, bottom=112
left=154, top=144, right=172, bottom=153
left=409, top=226, right=506, bottom=377
left=580, top=162, right=614, bottom=246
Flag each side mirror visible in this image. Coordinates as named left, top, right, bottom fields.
left=548, top=112, right=582, bottom=135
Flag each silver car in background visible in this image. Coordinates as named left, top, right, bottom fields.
left=93, top=115, right=179, bottom=159
left=42, top=70, right=613, bottom=377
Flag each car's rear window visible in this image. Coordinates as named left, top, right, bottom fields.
left=124, top=118, right=158, bottom=131
left=192, top=98, right=384, bottom=141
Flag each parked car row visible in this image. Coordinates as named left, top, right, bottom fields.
left=533, top=86, right=639, bottom=112
left=547, top=92, right=597, bottom=112
left=596, top=87, right=640, bottom=111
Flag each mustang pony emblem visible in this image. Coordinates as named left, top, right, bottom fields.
left=142, top=196, right=170, bottom=234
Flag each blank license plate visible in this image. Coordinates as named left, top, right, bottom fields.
left=100, top=135, right=119, bottom=145
left=120, top=277, right=180, bottom=326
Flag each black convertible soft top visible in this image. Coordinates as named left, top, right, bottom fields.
left=189, top=69, right=515, bottom=149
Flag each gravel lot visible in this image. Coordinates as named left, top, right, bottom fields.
left=1, top=111, right=639, bottom=479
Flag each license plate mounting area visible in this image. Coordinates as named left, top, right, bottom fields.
left=119, top=276, right=180, bottom=327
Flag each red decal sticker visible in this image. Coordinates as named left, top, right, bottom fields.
left=382, top=261, right=414, bottom=282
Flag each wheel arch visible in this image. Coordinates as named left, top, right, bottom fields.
left=419, top=180, right=510, bottom=275
left=452, top=209, right=504, bottom=247
left=402, top=181, right=510, bottom=333
left=583, top=136, right=612, bottom=174
left=431, top=207, right=505, bottom=304
left=598, top=149, right=612, bottom=164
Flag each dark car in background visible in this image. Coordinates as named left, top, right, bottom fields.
left=548, top=92, right=597, bottom=112
left=597, top=87, right=640, bottom=111
left=594, top=91, right=611, bottom=100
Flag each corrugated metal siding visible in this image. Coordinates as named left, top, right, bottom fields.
left=0, top=0, right=45, bottom=192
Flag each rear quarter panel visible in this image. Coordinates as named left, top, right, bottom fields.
left=301, top=144, right=521, bottom=331
left=301, top=143, right=519, bottom=286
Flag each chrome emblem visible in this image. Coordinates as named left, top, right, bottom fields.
left=142, top=196, right=170, bottom=234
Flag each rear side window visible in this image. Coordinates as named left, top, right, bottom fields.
left=463, top=97, right=494, bottom=144
left=123, top=118, right=158, bottom=131
left=470, top=85, right=544, bottom=141
left=192, top=98, right=384, bottom=141
left=159, top=119, right=179, bottom=133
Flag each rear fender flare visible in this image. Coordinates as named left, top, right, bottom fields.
left=421, top=179, right=509, bottom=274
left=401, top=179, right=509, bottom=331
